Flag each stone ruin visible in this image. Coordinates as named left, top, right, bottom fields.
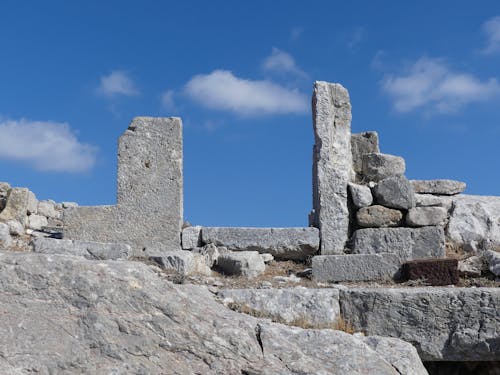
left=0, top=81, right=499, bottom=372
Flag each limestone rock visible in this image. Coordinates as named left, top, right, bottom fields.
left=312, top=81, right=352, bottom=254
left=149, top=250, right=211, bottom=276
left=216, top=250, right=265, bottom=278
left=415, top=193, right=452, bottom=209
left=340, top=287, right=500, bottom=361
left=484, top=250, right=500, bottom=277
left=373, top=175, right=415, bottom=210
left=406, top=206, right=447, bottom=227
left=26, top=190, right=38, bottom=214
left=201, top=227, right=319, bottom=261
left=411, top=179, right=466, bottom=195
left=6, top=219, right=24, bottom=236
left=458, top=255, right=488, bottom=277
left=61, top=201, right=78, bottom=208
left=260, top=253, right=274, bottom=263
left=32, top=237, right=131, bottom=260
left=352, top=227, right=446, bottom=261
left=362, top=153, right=405, bottom=182
left=356, top=205, right=403, bottom=227
left=219, top=288, right=340, bottom=328
left=37, top=200, right=60, bottom=219
left=348, top=182, right=373, bottom=208
left=182, top=225, right=202, bottom=249
left=0, top=187, right=29, bottom=223
left=27, top=214, right=49, bottom=230
left=312, top=253, right=400, bottom=282
left=0, top=222, right=12, bottom=248
left=191, top=243, right=220, bottom=267
left=351, top=131, right=379, bottom=177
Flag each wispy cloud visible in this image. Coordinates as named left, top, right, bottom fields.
left=184, top=70, right=308, bottom=116
left=347, top=26, right=365, bottom=50
left=262, top=47, right=307, bottom=78
left=161, top=90, right=177, bottom=112
left=481, top=16, right=500, bottom=54
left=382, top=57, right=500, bottom=113
left=98, top=70, right=139, bottom=97
left=0, top=119, right=97, bottom=172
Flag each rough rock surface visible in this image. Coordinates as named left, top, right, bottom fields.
left=348, top=182, right=373, bottom=208
left=312, top=81, right=352, bottom=254
left=351, top=131, right=379, bottom=177
left=415, top=193, right=452, bottom=208
left=362, top=153, right=405, bottom=182
left=0, top=223, right=12, bottom=248
left=149, top=250, right=212, bottom=276
left=356, top=205, right=403, bottom=227
left=219, top=288, right=340, bottom=327
left=0, top=252, right=417, bottom=374
left=181, top=225, right=202, bottom=249
left=201, top=227, right=319, bottom=260
left=458, top=255, right=488, bottom=277
left=484, top=250, right=500, bottom=276
left=216, top=250, right=266, bottom=278
left=312, top=253, right=400, bottom=282
left=32, top=237, right=131, bottom=260
left=373, top=175, right=416, bottom=209
left=411, top=179, right=466, bottom=195
left=406, top=206, right=447, bottom=227
left=340, top=287, right=500, bottom=361
left=0, top=187, right=29, bottom=223
left=352, top=227, right=446, bottom=261
left=401, top=258, right=459, bottom=286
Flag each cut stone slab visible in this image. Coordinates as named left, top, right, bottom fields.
left=373, top=175, right=416, bottom=210
left=0, top=187, right=29, bottom=223
left=27, top=214, right=49, bottom=230
left=216, top=250, right=265, bottom=278
left=411, top=179, right=466, bottom=195
left=32, top=237, right=131, bottom=260
left=149, top=250, right=211, bottom=276
left=37, top=200, right=60, bottom=219
left=356, top=205, right=403, bottom=228
left=406, top=206, right=447, bottom=227
left=401, top=258, right=458, bottom=285
left=219, top=288, right=340, bottom=328
left=415, top=193, right=452, bottom=209
left=351, top=131, right=379, bottom=177
left=312, top=81, right=352, bottom=254
left=201, top=227, right=319, bottom=261
left=484, top=250, right=500, bottom=277
left=348, top=182, right=373, bottom=208
left=362, top=153, right=405, bottom=182
left=339, top=287, right=500, bottom=361
left=0, top=222, right=12, bottom=248
left=312, top=253, right=400, bottom=282
left=64, top=117, right=183, bottom=255
left=352, top=227, right=446, bottom=261
left=182, top=225, right=202, bottom=249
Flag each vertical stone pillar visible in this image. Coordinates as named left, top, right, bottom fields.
left=312, top=82, right=352, bottom=254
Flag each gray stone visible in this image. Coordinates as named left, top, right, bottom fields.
left=351, top=131, right=380, bottom=177
left=216, top=250, right=265, bottom=278
left=447, top=195, right=500, bottom=252
left=32, top=237, right=131, bottom=260
left=362, top=153, right=405, bottom=182
left=0, top=181, right=10, bottom=197
left=348, top=182, right=373, bottom=208
left=484, top=250, right=500, bottom=277
left=201, top=227, right=319, bottom=261
left=406, top=206, right=447, bottom=227
left=260, top=253, right=274, bottom=263
left=312, top=81, right=352, bottom=254
left=340, top=287, right=500, bottom=361
left=415, top=193, right=452, bottom=209
left=149, top=250, right=211, bottom=276
left=37, top=200, right=60, bottom=219
left=64, top=117, right=183, bottom=255
left=356, top=205, right=403, bottom=227
left=219, top=288, right=340, bottom=328
left=6, top=219, right=24, bottom=236
left=191, top=243, right=220, bottom=267
left=458, top=255, right=488, bottom=277
left=182, top=225, right=202, bottom=249
left=0, top=187, right=29, bottom=223
left=352, top=227, right=446, bottom=261
left=312, top=253, right=400, bottom=282
left=411, top=179, right=466, bottom=195
left=0, top=222, right=12, bottom=248
left=0, top=252, right=419, bottom=374
left=27, top=214, right=48, bottom=230
left=61, top=201, right=78, bottom=209
left=373, top=175, right=416, bottom=210
left=26, top=190, right=38, bottom=214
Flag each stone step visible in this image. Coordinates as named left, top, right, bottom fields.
left=32, top=237, right=131, bottom=260
left=401, top=258, right=458, bottom=286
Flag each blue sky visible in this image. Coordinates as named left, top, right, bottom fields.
left=1, top=1, right=499, bottom=227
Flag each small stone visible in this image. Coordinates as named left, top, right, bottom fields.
left=484, top=250, right=500, bottom=277
left=406, top=207, right=447, bottom=227
left=181, top=225, right=202, bottom=249
left=260, top=281, right=273, bottom=289
left=351, top=132, right=380, bottom=177
left=362, top=153, right=405, bottom=182
left=191, top=243, right=219, bottom=267
left=27, top=214, right=49, bottom=230
left=260, top=253, right=274, bottom=263
left=149, top=250, right=211, bottom=276
left=373, top=175, right=415, bottom=210
left=458, top=255, right=488, bottom=277
left=401, top=258, right=459, bottom=286
left=37, top=200, right=60, bottom=219
left=6, top=220, right=24, bottom=236
left=348, top=182, right=373, bottom=208
left=411, top=179, right=466, bottom=195
left=216, top=251, right=265, bottom=278
left=0, top=222, right=13, bottom=248
left=356, top=205, right=403, bottom=228
left=296, top=268, right=313, bottom=278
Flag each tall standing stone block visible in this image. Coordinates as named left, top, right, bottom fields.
left=63, top=117, right=183, bottom=255
left=312, top=82, right=352, bottom=254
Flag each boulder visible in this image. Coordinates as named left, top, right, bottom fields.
left=0, top=187, right=29, bottom=223
left=373, top=175, right=415, bottom=209
left=351, top=131, right=379, bottom=177
left=411, top=179, right=466, bottom=195
left=26, top=190, right=38, bottom=214
left=32, top=237, right=131, bottom=260
left=356, top=205, right=403, bottom=227
left=182, top=225, right=202, bottom=249
left=149, top=250, right=212, bottom=276
left=6, top=219, right=24, bottom=236
left=484, top=250, right=500, bottom=277
left=348, top=182, right=373, bottom=208
left=27, top=214, right=49, bottom=230
left=406, top=206, right=447, bottom=227
left=37, top=200, right=60, bottom=219
left=191, top=243, right=220, bottom=267
left=0, top=222, right=12, bottom=248
left=362, top=153, right=405, bottom=182
left=216, top=250, right=266, bottom=278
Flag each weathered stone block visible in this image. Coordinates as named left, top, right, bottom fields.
left=401, top=258, right=458, bottom=285
left=32, top=237, right=131, bottom=260
left=26, top=190, right=38, bottom=215
left=458, top=255, right=488, bottom=277
left=0, top=222, right=12, bottom=248
left=348, top=182, right=373, bottom=208
left=182, top=225, right=202, bottom=249
left=0, top=187, right=29, bottom=223
left=312, top=253, right=400, bottom=282
left=27, top=214, right=48, bottom=230
left=216, top=251, right=265, bottom=278
left=351, top=131, right=379, bottom=177
left=356, top=205, right=403, bottom=227
left=406, top=206, right=447, bottom=227
left=149, top=250, right=211, bottom=276
left=484, top=250, right=500, bottom=277
left=362, top=153, right=405, bottom=182
left=352, top=227, right=445, bottom=261
left=6, top=220, right=24, bottom=236
left=373, top=175, right=415, bottom=209
left=191, top=243, right=220, bottom=267
left=415, top=193, right=452, bottom=209
left=411, top=179, right=466, bottom=195
left=37, top=200, right=60, bottom=219
left=201, top=227, right=319, bottom=261
left=312, top=81, right=352, bottom=254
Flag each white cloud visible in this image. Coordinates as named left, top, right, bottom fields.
left=382, top=57, right=500, bottom=113
left=161, top=90, right=177, bottom=111
left=98, top=71, right=139, bottom=97
left=184, top=70, right=308, bottom=115
left=481, top=16, right=500, bottom=54
left=0, top=119, right=97, bottom=172
left=262, top=48, right=307, bottom=77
